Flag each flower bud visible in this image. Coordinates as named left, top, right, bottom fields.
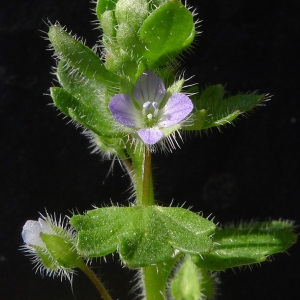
left=21, top=213, right=84, bottom=281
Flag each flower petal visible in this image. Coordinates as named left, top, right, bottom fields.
left=159, top=93, right=193, bottom=128
left=38, top=218, right=54, bottom=234
left=109, top=94, right=139, bottom=127
left=22, top=220, right=45, bottom=247
left=137, top=128, right=164, bottom=145
left=134, top=70, right=166, bottom=106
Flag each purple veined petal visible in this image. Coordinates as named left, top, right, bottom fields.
left=134, top=70, right=166, bottom=107
left=137, top=128, right=164, bottom=145
left=109, top=94, right=140, bottom=128
left=159, top=93, right=194, bottom=128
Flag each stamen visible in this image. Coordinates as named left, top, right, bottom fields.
left=152, top=102, right=158, bottom=109
left=152, top=102, right=159, bottom=117
left=142, top=101, right=151, bottom=116
left=143, top=101, right=151, bottom=109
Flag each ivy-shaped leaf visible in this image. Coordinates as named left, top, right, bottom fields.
left=193, top=220, right=297, bottom=271
left=71, top=206, right=216, bottom=267
left=139, top=1, right=195, bottom=69
left=188, top=84, right=266, bottom=130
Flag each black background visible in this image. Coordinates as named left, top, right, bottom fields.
left=1, top=0, right=299, bottom=299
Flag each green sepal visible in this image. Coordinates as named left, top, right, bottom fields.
left=193, top=220, right=297, bottom=271
left=71, top=206, right=216, bottom=267
left=48, top=25, right=118, bottom=84
left=33, top=246, right=55, bottom=270
left=139, top=1, right=195, bottom=69
left=164, top=79, right=185, bottom=102
left=91, top=132, right=127, bottom=159
left=158, top=78, right=185, bottom=109
left=192, top=84, right=265, bottom=130
left=160, top=123, right=181, bottom=140
left=40, top=234, right=83, bottom=269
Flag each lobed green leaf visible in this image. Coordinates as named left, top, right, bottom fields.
left=193, top=220, right=297, bottom=271
left=189, top=84, right=266, bottom=130
left=71, top=206, right=216, bottom=267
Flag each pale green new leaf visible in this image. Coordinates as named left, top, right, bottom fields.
left=170, top=255, right=214, bottom=300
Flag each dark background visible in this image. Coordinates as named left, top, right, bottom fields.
left=1, top=0, right=299, bottom=299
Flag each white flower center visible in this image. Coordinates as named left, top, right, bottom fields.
left=142, top=101, right=159, bottom=125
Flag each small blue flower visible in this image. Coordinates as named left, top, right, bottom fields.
left=109, top=70, right=193, bottom=145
